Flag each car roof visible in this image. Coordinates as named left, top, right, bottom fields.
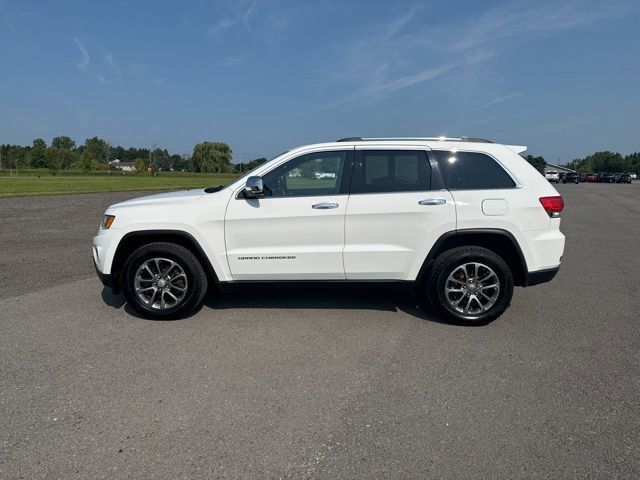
left=289, top=137, right=527, bottom=155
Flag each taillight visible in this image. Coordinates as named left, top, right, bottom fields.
left=539, top=196, right=564, bottom=218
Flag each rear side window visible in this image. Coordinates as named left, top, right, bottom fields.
left=351, top=150, right=431, bottom=193
left=433, top=150, right=516, bottom=190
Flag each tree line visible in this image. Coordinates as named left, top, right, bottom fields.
left=0, top=136, right=267, bottom=174
left=524, top=151, right=640, bottom=174
left=3, top=137, right=638, bottom=176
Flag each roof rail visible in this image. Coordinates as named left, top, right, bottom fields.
left=336, top=136, right=493, bottom=143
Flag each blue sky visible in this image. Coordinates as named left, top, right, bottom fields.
left=1, top=0, right=639, bottom=162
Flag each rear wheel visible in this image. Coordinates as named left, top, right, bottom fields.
left=122, top=242, right=208, bottom=319
left=425, top=246, right=513, bottom=325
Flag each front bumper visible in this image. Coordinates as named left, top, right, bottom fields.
left=94, top=258, right=117, bottom=291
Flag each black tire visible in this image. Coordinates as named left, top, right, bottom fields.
left=425, top=246, right=514, bottom=325
left=122, top=242, right=208, bottom=319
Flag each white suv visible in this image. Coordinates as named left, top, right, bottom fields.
left=545, top=171, right=560, bottom=183
left=93, top=137, right=565, bottom=325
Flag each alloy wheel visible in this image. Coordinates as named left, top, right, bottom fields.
left=444, top=262, right=500, bottom=317
left=134, top=257, right=188, bottom=310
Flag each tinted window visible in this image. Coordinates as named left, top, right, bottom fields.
left=262, top=151, right=347, bottom=197
left=351, top=150, right=430, bottom=193
left=434, top=150, right=516, bottom=189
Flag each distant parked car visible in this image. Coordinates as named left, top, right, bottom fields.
left=563, top=172, right=579, bottom=184
left=545, top=171, right=560, bottom=183
left=597, top=173, right=615, bottom=183
left=578, top=173, right=587, bottom=182
left=585, top=173, right=597, bottom=182
left=630, top=173, right=637, bottom=180
left=617, top=173, right=632, bottom=184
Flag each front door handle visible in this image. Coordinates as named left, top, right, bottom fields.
left=312, top=202, right=339, bottom=209
left=419, top=198, right=447, bottom=206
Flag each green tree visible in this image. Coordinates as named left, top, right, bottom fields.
left=84, top=137, right=110, bottom=169
left=1, top=144, right=29, bottom=171
left=110, top=145, right=125, bottom=162
left=583, top=151, right=624, bottom=173
left=11, top=145, right=29, bottom=169
left=236, top=157, right=267, bottom=173
left=62, top=149, right=79, bottom=169
left=151, top=148, right=172, bottom=170
left=46, top=148, right=63, bottom=174
left=31, top=138, right=48, bottom=168
left=80, top=149, right=94, bottom=173
left=133, top=158, right=148, bottom=172
left=624, top=152, right=640, bottom=174
left=192, top=141, right=232, bottom=173
left=51, top=136, right=76, bottom=150
left=523, top=154, right=546, bottom=174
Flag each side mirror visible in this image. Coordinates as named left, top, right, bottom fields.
left=243, top=176, right=264, bottom=198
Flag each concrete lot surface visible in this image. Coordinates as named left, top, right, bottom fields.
left=1, top=184, right=639, bottom=479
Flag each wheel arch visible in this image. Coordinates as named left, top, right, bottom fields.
left=110, top=230, right=219, bottom=292
left=417, top=229, right=528, bottom=286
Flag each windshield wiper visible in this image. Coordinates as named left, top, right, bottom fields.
left=204, top=185, right=226, bottom=193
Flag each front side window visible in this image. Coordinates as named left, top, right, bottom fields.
left=351, top=150, right=431, bottom=194
left=261, top=151, right=347, bottom=198
left=433, top=151, right=516, bottom=190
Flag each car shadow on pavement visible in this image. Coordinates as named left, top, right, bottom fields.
left=101, top=285, right=470, bottom=326
left=203, top=285, right=461, bottom=326
left=101, top=287, right=126, bottom=308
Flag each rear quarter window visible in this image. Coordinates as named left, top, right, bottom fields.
left=433, top=150, right=516, bottom=190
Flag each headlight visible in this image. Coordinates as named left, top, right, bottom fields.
left=102, top=215, right=116, bottom=229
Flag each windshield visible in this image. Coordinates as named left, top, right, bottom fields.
left=231, top=150, right=289, bottom=185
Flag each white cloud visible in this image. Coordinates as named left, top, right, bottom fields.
left=208, top=16, right=236, bottom=33
left=72, top=37, right=89, bottom=71
left=326, top=0, right=637, bottom=110
left=483, top=91, right=524, bottom=108
left=104, top=51, right=123, bottom=78
left=208, top=0, right=262, bottom=34
left=325, top=64, right=456, bottom=111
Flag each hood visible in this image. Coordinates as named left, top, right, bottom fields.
left=110, top=189, right=205, bottom=209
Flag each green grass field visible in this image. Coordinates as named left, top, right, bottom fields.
left=0, top=171, right=239, bottom=197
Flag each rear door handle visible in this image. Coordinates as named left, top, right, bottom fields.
left=312, top=202, right=339, bottom=209
left=419, top=198, right=447, bottom=206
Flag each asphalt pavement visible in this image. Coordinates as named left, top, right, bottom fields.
left=1, top=184, right=639, bottom=479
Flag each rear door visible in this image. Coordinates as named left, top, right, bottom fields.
left=343, top=146, right=456, bottom=280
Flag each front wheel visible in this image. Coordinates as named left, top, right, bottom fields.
left=425, top=246, right=514, bottom=325
left=122, top=242, right=208, bottom=319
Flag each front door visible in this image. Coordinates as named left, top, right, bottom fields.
left=225, top=149, right=351, bottom=280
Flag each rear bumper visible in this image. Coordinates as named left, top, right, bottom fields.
left=524, top=266, right=560, bottom=287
